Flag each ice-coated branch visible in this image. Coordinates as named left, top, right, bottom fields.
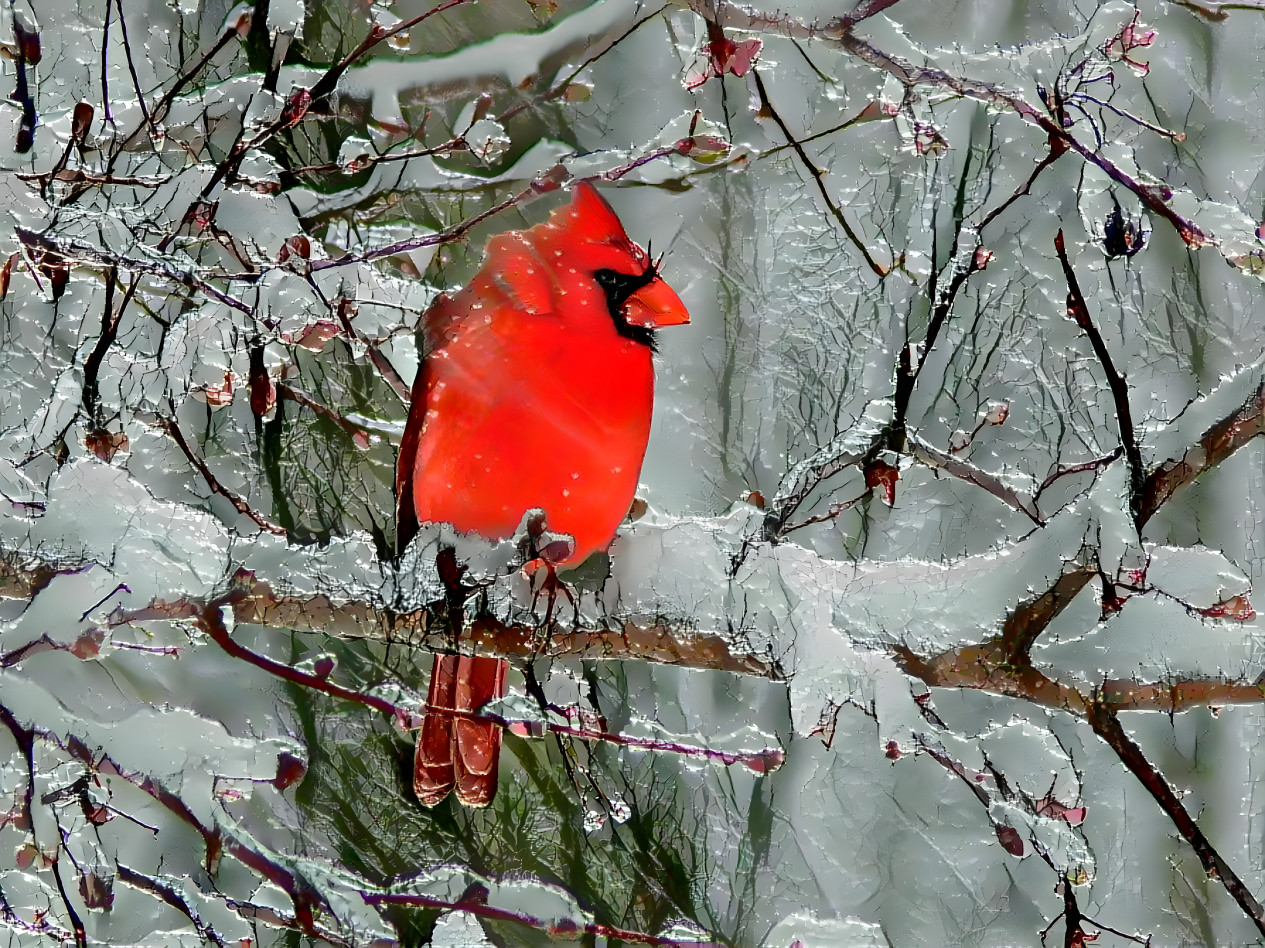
left=363, top=891, right=713, bottom=946
left=1139, top=375, right=1265, bottom=525
left=749, top=68, right=890, bottom=278
left=156, top=409, right=288, bottom=537
left=1085, top=695, right=1265, bottom=937
left=679, top=0, right=1209, bottom=245
left=0, top=703, right=87, bottom=947
left=1054, top=230, right=1145, bottom=526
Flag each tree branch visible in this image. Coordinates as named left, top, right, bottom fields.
left=1085, top=696, right=1265, bottom=937
left=1054, top=230, right=1144, bottom=526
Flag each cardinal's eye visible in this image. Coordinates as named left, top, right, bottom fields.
left=594, top=267, right=658, bottom=348
left=594, top=267, right=655, bottom=307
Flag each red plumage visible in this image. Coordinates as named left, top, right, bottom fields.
left=396, top=182, right=689, bottom=807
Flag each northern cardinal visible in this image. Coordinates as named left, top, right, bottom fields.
left=396, top=182, right=690, bottom=807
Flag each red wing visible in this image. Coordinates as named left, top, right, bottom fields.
left=393, top=353, right=428, bottom=554
left=480, top=234, right=556, bottom=316
left=396, top=239, right=555, bottom=554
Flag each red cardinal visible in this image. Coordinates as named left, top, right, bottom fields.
left=396, top=182, right=690, bottom=807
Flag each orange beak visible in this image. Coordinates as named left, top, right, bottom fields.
left=622, top=276, right=690, bottom=330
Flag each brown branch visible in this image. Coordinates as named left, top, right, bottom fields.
left=16, top=170, right=168, bottom=188
left=998, top=568, right=1096, bottom=664
left=116, top=864, right=228, bottom=947
left=840, top=0, right=906, bottom=27
left=6, top=547, right=1264, bottom=717
left=894, top=565, right=1265, bottom=715
left=1139, top=376, right=1265, bottom=525
left=908, top=435, right=1043, bottom=524
left=0, top=548, right=776, bottom=680
left=116, top=584, right=785, bottom=770
left=1085, top=695, right=1265, bottom=937
left=892, top=641, right=1089, bottom=712
left=223, top=569, right=775, bottom=678
left=1165, top=0, right=1265, bottom=20
left=1096, top=677, right=1265, bottom=712
left=900, top=577, right=1265, bottom=931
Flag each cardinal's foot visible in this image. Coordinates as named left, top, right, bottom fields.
left=524, top=556, right=578, bottom=633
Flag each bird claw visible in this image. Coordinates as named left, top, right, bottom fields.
left=525, top=556, right=578, bottom=638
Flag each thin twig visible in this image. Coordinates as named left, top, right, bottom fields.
left=1035, top=448, right=1123, bottom=498
left=275, top=382, right=376, bottom=446
left=14, top=229, right=253, bottom=315
left=1054, top=230, right=1144, bottom=526
left=908, top=434, right=1042, bottom=524
left=311, top=186, right=528, bottom=270
left=0, top=705, right=87, bottom=947
left=750, top=68, right=889, bottom=278
left=112, top=0, right=156, bottom=141
left=363, top=891, right=713, bottom=946
left=308, top=0, right=476, bottom=103
left=329, top=296, right=410, bottom=402
left=685, top=0, right=1208, bottom=245
left=157, top=410, right=287, bottom=536
left=975, top=148, right=1065, bottom=236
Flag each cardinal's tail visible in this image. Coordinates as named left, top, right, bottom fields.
left=414, top=654, right=458, bottom=806
left=452, top=654, right=507, bottom=807
left=414, top=653, right=507, bottom=808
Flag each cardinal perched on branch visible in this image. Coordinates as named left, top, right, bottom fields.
left=395, top=181, right=690, bottom=807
